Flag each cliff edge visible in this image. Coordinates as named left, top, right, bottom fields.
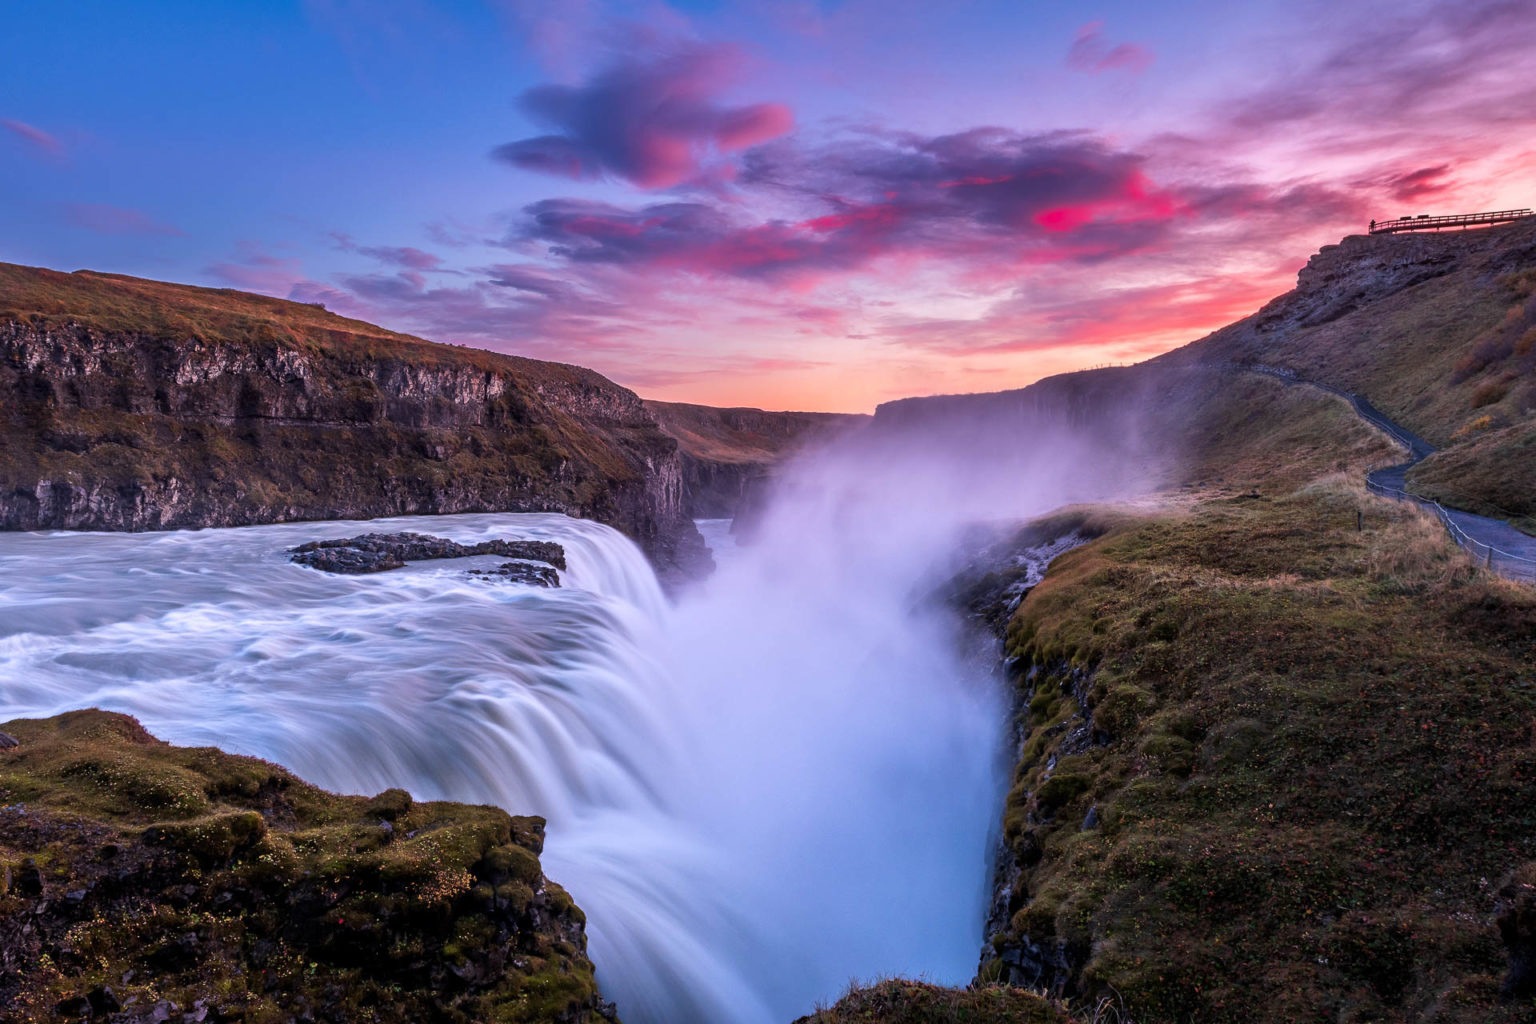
left=0, top=263, right=708, bottom=578
left=0, top=709, right=618, bottom=1023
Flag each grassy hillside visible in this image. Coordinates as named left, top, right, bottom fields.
left=0, top=710, right=614, bottom=1023
left=875, top=360, right=1407, bottom=501
left=0, top=264, right=587, bottom=382
left=1405, top=420, right=1536, bottom=530
left=1165, top=217, right=1536, bottom=525
left=642, top=401, right=860, bottom=466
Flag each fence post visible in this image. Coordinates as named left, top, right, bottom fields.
left=1356, top=510, right=1362, bottom=532
left=1486, top=546, right=1493, bottom=570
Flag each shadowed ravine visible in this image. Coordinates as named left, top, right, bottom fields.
left=0, top=494, right=1011, bottom=1021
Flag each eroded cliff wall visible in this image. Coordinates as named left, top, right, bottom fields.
left=0, top=264, right=707, bottom=576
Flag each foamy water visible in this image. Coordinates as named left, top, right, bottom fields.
left=0, top=505, right=1006, bottom=1022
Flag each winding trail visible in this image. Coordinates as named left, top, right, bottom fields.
left=1238, top=365, right=1536, bottom=583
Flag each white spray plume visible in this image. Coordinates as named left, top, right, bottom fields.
left=0, top=389, right=1161, bottom=1022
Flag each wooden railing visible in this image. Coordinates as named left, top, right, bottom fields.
left=1369, top=209, right=1532, bottom=235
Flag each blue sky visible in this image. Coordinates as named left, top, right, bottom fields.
left=4, top=0, right=1534, bottom=410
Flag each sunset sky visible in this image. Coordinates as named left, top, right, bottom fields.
left=4, top=0, right=1534, bottom=412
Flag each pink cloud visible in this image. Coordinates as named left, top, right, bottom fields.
left=331, top=232, right=446, bottom=270
left=1363, top=164, right=1458, bottom=203
left=2, top=118, right=63, bottom=156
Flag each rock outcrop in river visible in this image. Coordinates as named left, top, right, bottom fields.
left=289, top=532, right=566, bottom=575
left=0, top=263, right=708, bottom=580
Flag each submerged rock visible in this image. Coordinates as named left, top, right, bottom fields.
left=290, top=532, right=565, bottom=575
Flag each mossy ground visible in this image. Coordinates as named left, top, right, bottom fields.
left=793, top=979, right=1079, bottom=1024
left=988, top=478, right=1536, bottom=1023
left=0, top=710, right=614, bottom=1024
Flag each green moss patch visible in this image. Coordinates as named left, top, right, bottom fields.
left=0, top=709, right=615, bottom=1023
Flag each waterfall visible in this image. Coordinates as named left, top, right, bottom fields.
left=0, top=449, right=1019, bottom=1021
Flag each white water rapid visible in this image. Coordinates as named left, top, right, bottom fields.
left=0, top=515, right=1004, bottom=1020
left=0, top=417, right=1141, bottom=1022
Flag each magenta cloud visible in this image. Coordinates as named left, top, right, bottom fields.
left=514, top=129, right=1188, bottom=283
left=492, top=42, right=793, bottom=189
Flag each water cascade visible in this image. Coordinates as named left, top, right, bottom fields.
left=0, top=426, right=1125, bottom=1021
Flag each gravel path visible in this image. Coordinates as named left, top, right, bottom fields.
left=1238, top=364, right=1536, bottom=583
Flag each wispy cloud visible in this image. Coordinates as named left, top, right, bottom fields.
left=2, top=118, right=64, bottom=157
left=331, top=232, right=447, bottom=270
left=63, top=203, right=184, bottom=236
left=1067, top=23, right=1153, bottom=74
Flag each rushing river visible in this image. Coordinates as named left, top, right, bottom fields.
left=0, top=489, right=1008, bottom=1021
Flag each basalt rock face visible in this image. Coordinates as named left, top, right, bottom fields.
left=0, top=263, right=707, bottom=580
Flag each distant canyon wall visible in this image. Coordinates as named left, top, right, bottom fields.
left=644, top=400, right=867, bottom=518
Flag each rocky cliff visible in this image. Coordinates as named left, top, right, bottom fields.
left=0, top=263, right=708, bottom=579
left=0, top=710, right=618, bottom=1023
left=643, top=400, right=864, bottom=517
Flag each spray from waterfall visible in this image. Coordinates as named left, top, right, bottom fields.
left=0, top=402, right=1161, bottom=1022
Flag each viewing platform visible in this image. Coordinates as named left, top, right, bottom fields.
left=1368, top=208, right=1532, bottom=235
